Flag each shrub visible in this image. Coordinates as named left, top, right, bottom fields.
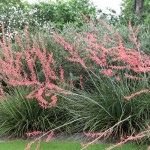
left=120, top=0, right=150, bottom=26
left=0, top=18, right=150, bottom=150
left=61, top=77, right=150, bottom=141
left=0, top=86, right=76, bottom=138
left=53, top=18, right=150, bottom=147
left=0, top=25, right=83, bottom=138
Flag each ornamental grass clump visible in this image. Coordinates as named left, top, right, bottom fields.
left=0, top=86, right=54, bottom=138
left=53, top=17, right=150, bottom=149
left=0, top=18, right=150, bottom=150
left=0, top=86, right=75, bottom=138
left=0, top=23, right=70, bottom=109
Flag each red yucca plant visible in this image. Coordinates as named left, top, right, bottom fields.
left=53, top=17, right=150, bottom=149
left=0, top=17, right=150, bottom=150
left=0, top=24, right=70, bottom=109
left=53, top=16, right=150, bottom=99
left=0, top=24, right=71, bottom=149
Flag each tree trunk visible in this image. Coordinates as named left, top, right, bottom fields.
left=134, top=0, right=144, bottom=18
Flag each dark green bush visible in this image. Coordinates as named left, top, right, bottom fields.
left=0, top=0, right=96, bottom=34
left=0, top=86, right=77, bottom=138
left=59, top=74, right=150, bottom=142
left=0, top=17, right=150, bottom=145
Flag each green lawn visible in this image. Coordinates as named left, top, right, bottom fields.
left=0, top=140, right=147, bottom=150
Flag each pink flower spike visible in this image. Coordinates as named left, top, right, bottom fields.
left=26, top=131, right=41, bottom=137
left=84, top=132, right=104, bottom=138
left=51, top=94, right=57, bottom=106
left=100, top=69, right=113, bottom=77
left=70, top=80, right=74, bottom=88
left=59, top=65, right=64, bottom=85
left=0, top=84, right=4, bottom=97
left=124, top=89, right=150, bottom=100
left=116, top=76, right=121, bottom=81
left=134, top=25, right=140, bottom=35
left=24, top=141, right=35, bottom=150
left=36, top=88, right=48, bottom=105
left=124, top=73, right=144, bottom=80
left=45, top=131, right=54, bottom=142
left=80, top=75, right=84, bottom=89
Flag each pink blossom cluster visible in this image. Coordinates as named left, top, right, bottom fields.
left=54, top=18, right=150, bottom=101
left=1, top=18, right=150, bottom=150
left=0, top=23, right=70, bottom=109
left=26, top=131, right=41, bottom=137
left=25, top=131, right=55, bottom=150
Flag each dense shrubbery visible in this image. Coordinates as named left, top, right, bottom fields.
left=0, top=0, right=96, bottom=35
left=0, top=6, right=150, bottom=150
left=52, top=19, right=150, bottom=145
left=0, top=86, right=81, bottom=138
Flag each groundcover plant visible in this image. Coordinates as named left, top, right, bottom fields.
left=0, top=18, right=149, bottom=150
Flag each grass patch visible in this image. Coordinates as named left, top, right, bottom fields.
left=0, top=140, right=147, bottom=150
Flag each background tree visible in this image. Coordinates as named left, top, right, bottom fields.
left=134, top=0, right=144, bottom=18
left=29, top=0, right=96, bottom=29
left=0, top=0, right=22, bottom=7
left=120, top=0, right=150, bottom=26
left=0, top=0, right=96, bottom=35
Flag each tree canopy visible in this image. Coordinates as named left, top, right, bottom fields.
left=121, top=0, right=150, bottom=25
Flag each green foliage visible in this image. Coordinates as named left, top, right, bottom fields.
left=0, top=86, right=74, bottom=138
left=0, top=0, right=22, bottom=7
left=120, top=0, right=150, bottom=25
left=49, top=20, right=150, bottom=142
left=0, top=0, right=96, bottom=34
left=0, top=1, right=31, bottom=34
left=29, top=0, right=96, bottom=29
left=0, top=15, right=150, bottom=146
left=61, top=74, right=150, bottom=141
